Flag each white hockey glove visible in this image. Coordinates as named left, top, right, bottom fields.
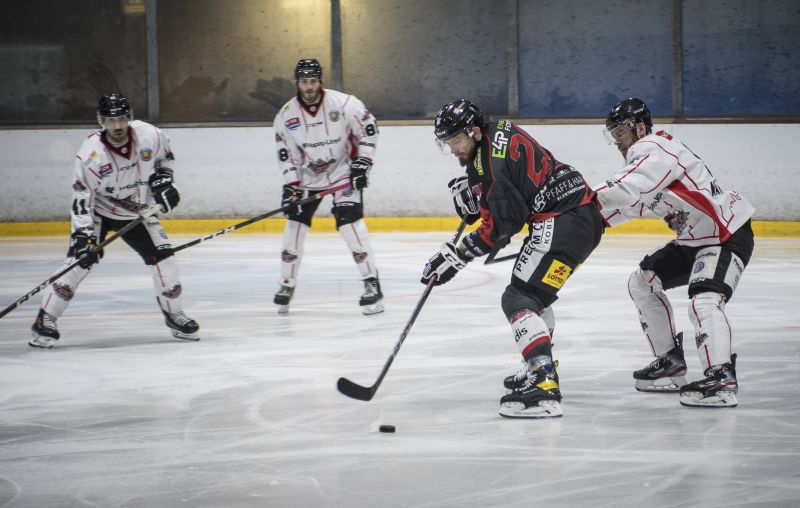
left=448, top=176, right=480, bottom=224
left=420, top=241, right=473, bottom=286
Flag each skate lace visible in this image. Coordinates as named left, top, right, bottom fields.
left=41, top=314, right=57, bottom=329
left=363, top=278, right=379, bottom=295
left=277, top=285, right=293, bottom=296
left=169, top=312, right=193, bottom=326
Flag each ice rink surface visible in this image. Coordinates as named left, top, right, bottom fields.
left=1, top=231, right=799, bottom=508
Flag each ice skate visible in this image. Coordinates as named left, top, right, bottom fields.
left=499, top=363, right=563, bottom=419
left=162, top=310, right=200, bottom=341
left=274, top=284, right=295, bottom=315
left=633, top=333, right=687, bottom=392
left=29, top=309, right=60, bottom=349
left=680, top=354, right=738, bottom=407
left=359, top=276, right=384, bottom=315
left=504, top=359, right=559, bottom=393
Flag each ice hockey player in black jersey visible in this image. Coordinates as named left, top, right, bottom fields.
left=421, top=99, right=605, bottom=418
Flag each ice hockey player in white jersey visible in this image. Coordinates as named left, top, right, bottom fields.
left=272, top=58, right=383, bottom=315
left=29, top=93, right=200, bottom=348
left=595, top=98, right=755, bottom=407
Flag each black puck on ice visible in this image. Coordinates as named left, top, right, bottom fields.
left=379, top=424, right=396, bottom=433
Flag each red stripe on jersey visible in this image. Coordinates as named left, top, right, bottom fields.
left=667, top=179, right=731, bottom=242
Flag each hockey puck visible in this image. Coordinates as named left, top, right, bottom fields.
left=379, top=424, right=396, bottom=433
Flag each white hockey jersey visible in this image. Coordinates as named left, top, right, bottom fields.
left=274, top=89, right=378, bottom=190
left=595, top=130, right=754, bottom=246
left=70, top=120, right=174, bottom=234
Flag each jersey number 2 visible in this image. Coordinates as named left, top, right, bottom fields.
left=510, top=133, right=549, bottom=187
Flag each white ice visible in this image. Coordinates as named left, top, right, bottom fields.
left=1, top=231, right=799, bottom=508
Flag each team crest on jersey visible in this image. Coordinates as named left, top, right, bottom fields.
left=541, top=259, right=572, bottom=289
left=664, top=210, right=690, bottom=234
left=99, top=163, right=113, bottom=178
left=285, top=117, right=301, bottom=131
left=329, top=110, right=340, bottom=122
left=140, top=148, right=153, bottom=161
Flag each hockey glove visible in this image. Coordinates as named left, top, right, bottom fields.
left=70, top=231, right=102, bottom=269
left=149, top=167, right=180, bottom=213
left=281, top=184, right=304, bottom=215
left=349, top=157, right=372, bottom=190
left=448, top=176, right=480, bottom=224
left=420, top=241, right=472, bottom=286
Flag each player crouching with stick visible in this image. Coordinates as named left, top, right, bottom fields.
left=29, top=93, right=199, bottom=348
left=421, top=100, right=604, bottom=418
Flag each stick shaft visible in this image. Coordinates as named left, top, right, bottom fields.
left=0, top=206, right=159, bottom=319
left=173, top=182, right=349, bottom=254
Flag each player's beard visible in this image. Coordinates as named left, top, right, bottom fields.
left=106, top=127, right=129, bottom=147
left=457, top=144, right=478, bottom=167
left=301, top=88, right=322, bottom=105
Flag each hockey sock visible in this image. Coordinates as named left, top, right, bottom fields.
left=510, top=309, right=553, bottom=364
left=280, top=220, right=309, bottom=282
left=152, top=256, right=184, bottom=314
left=628, top=268, right=678, bottom=356
left=689, top=291, right=732, bottom=371
left=338, top=219, right=377, bottom=279
left=40, top=264, right=91, bottom=318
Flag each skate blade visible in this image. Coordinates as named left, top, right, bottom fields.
left=277, top=304, right=290, bottom=315
left=171, top=330, right=200, bottom=341
left=28, top=335, right=57, bottom=349
left=361, top=302, right=384, bottom=315
left=635, top=375, right=686, bottom=393
left=499, top=400, right=563, bottom=419
left=680, top=391, right=738, bottom=407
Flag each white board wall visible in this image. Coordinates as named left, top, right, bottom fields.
left=1, top=123, right=797, bottom=221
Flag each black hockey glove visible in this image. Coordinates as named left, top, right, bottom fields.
left=281, top=184, right=304, bottom=215
left=448, top=176, right=480, bottom=225
left=420, top=241, right=473, bottom=286
left=70, top=231, right=103, bottom=269
left=349, top=157, right=372, bottom=190
left=149, top=167, right=180, bottom=213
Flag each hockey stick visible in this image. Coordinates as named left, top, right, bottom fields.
left=337, top=216, right=469, bottom=401
left=172, top=182, right=350, bottom=254
left=0, top=206, right=161, bottom=320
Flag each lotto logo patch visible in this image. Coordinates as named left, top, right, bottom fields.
left=285, top=117, right=301, bottom=130
left=541, top=260, right=572, bottom=289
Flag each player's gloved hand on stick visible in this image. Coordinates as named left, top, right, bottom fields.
left=420, top=241, right=472, bottom=286
left=448, top=176, right=480, bottom=225
left=349, top=157, right=372, bottom=190
left=281, top=184, right=304, bottom=215
left=149, top=167, right=180, bottom=213
left=70, top=231, right=103, bottom=269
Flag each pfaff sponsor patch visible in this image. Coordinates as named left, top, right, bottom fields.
left=285, top=117, right=301, bottom=130
left=542, top=260, right=572, bottom=289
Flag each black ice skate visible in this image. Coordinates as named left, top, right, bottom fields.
left=633, top=333, right=687, bottom=392
left=504, top=359, right=559, bottom=393
left=499, top=363, right=563, bottom=419
left=162, top=309, right=200, bottom=341
left=274, top=284, right=295, bottom=315
left=29, top=309, right=60, bottom=349
left=680, top=354, right=738, bottom=408
left=359, top=276, right=384, bottom=315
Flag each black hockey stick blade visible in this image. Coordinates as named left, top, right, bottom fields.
left=336, top=217, right=468, bottom=402
left=336, top=377, right=376, bottom=401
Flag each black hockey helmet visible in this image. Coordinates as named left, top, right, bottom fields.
left=605, top=97, right=652, bottom=131
left=434, top=99, right=484, bottom=140
left=295, top=58, right=323, bottom=80
left=98, top=93, right=131, bottom=118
